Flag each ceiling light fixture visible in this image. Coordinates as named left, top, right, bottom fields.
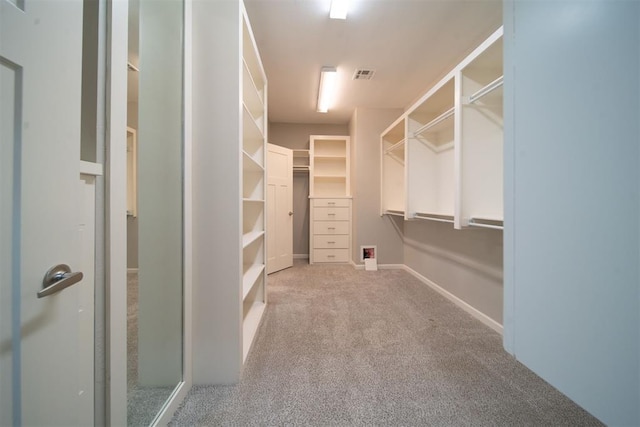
left=329, top=0, right=348, bottom=19
left=317, top=66, right=338, bottom=113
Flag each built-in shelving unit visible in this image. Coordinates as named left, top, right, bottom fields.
left=380, top=26, right=504, bottom=230
left=310, top=136, right=350, bottom=198
left=309, top=135, right=352, bottom=264
left=406, top=77, right=455, bottom=220
left=293, top=149, right=310, bottom=173
left=192, top=0, right=269, bottom=383
left=459, top=33, right=503, bottom=229
left=380, top=117, right=406, bottom=215
left=240, top=8, right=267, bottom=362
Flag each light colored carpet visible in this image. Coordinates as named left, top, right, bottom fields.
left=170, top=261, right=602, bottom=426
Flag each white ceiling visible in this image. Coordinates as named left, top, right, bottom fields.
left=244, top=0, right=503, bottom=125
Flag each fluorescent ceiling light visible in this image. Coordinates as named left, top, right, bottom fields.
left=317, top=66, right=338, bottom=113
left=330, top=0, right=348, bottom=19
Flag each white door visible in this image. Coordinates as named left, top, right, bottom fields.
left=0, top=1, right=94, bottom=425
left=266, top=144, right=293, bottom=273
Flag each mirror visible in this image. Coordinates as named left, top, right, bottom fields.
left=126, top=0, right=184, bottom=424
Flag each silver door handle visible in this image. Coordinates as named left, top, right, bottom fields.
left=289, top=211, right=294, bottom=216
left=38, top=264, right=84, bottom=298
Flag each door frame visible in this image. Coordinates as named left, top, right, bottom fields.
left=105, top=0, right=192, bottom=424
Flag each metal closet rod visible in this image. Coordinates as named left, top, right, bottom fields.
left=468, top=75, right=504, bottom=104
left=412, top=107, right=454, bottom=137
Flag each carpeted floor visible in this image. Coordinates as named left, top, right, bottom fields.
left=169, top=260, right=602, bottom=426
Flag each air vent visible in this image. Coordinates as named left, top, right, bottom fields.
left=352, top=68, right=376, bottom=80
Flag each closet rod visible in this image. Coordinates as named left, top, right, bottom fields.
left=413, top=107, right=454, bottom=137
left=468, top=76, right=504, bottom=104
left=413, top=212, right=454, bottom=223
left=468, top=217, right=504, bottom=230
left=384, top=138, right=406, bottom=154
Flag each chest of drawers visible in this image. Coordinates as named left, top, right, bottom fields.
left=309, top=198, right=351, bottom=264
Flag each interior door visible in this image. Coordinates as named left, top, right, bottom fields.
left=0, top=1, right=93, bottom=425
left=267, top=143, right=293, bottom=273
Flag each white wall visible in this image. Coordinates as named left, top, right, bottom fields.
left=503, top=1, right=639, bottom=425
left=349, top=108, right=405, bottom=265
left=403, top=222, right=503, bottom=324
left=269, top=122, right=349, bottom=257
left=191, top=0, right=243, bottom=384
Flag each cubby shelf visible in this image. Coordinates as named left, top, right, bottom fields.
left=242, top=264, right=265, bottom=300
left=380, top=26, right=504, bottom=230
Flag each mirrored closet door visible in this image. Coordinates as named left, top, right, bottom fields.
left=127, top=0, right=184, bottom=424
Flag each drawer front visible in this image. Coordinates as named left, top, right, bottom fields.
left=313, top=198, right=350, bottom=208
left=313, top=249, right=349, bottom=263
left=313, top=207, right=350, bottom=221
left=313, top=221, right=349, bottom=235
left=314, top=235, right=349, bottom=249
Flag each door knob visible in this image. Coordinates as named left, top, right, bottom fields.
left=38, top=264, right=84, bottom=298
left=289, top=211, right=294, bottom=216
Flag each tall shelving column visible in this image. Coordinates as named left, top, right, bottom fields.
left=458, top=28, right=503, bottom=229
left=191, top=0, right=267, bottom=384
left=309, top=135, right=352, bottom=264
left=406, top=77, right=456, bottom=223
left=241, top=5, right=267, bottom=363
left=380, top=118, right=406, bottom=217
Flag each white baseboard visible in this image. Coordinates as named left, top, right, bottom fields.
left=403, top=265, right=503, bottom=335
left=350, top=260, right=406, bottom=271
left=293, top=254, right=309, bottom=259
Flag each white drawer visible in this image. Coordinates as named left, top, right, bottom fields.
left=313, top=249, right=349, bottom=263
left=314, top=235, right=349, bottom=249
left=313, top=198, right=350, bottom=208
left=313, top=221, right=349, bottom=235
left=313, top=207, right=350, bottom=221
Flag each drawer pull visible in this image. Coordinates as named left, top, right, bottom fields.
left=328, top=255, right=335, bottom=258
left=328, top=227, right=335, bottom=230
left=328, top=241, right=335, bottom=244
left=328, top=202, right=336, bottom=205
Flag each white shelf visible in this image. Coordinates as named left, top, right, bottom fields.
left=310, top=135, right=350, bottom=198
left=242, top=264, right=265, bottom=301
left=242, top=230, right=264, bottom=248
left=243, top=197, right=265, bottom=203
left=242, top=58, right=264, bottom=117
left=243, top=103, right=264, bottom=141
left=242, top=150, right=264, bottom=173
left=384, top=209, right=405, bottom=217
left=242, top=301, right=266, bottom=362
